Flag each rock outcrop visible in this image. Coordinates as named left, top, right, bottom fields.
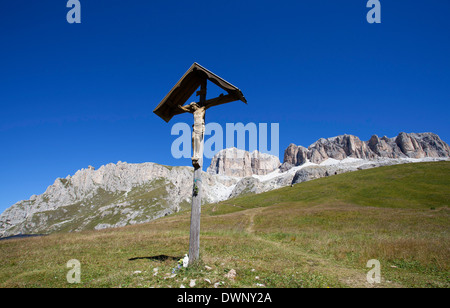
left=282, top=132, right=450, bottom=170
left=395, top=132, right=450, bottom=158
left=207, top=148, right=281, bottom=177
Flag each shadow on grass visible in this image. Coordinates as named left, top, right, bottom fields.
left=0, top=234, right=47, bottom=241
left=128, top=255, right=182, bottom=262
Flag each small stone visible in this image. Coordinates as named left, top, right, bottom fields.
left=224, top=269, right=237, bottom=280
left=164, top=273, right=176, bottom=279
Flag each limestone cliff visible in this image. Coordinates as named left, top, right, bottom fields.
left=282, top=132, right=450, bottom=170
left=207, top=148, right=281, bottom=177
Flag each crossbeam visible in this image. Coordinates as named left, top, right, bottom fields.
left=203, top=94, right=237, bottom=109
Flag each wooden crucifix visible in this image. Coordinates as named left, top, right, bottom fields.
left=153, top=63, right=247, bottom=265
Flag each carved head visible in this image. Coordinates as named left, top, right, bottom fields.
left=189, top=102, right=200, bottom=110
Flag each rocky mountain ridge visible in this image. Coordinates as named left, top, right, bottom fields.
left=0, top=162, right=239, bottom=237
left=282, top=132, right=450, bottom=171
left=1, top=132, right=448, bottom=238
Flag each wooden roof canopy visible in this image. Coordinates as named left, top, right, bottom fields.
left=153, top=63, right=247, bottom=122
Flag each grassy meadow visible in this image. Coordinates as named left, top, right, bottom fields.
left=0, top=161, right=449, bottom=288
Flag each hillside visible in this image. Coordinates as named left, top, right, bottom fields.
left=0, top=163, right=239, bottom=237
left=211, top=160, right=450, bottom=212
left=2, top=131, right=448, bottom=238
left=0, top=161, right=448, bottom=288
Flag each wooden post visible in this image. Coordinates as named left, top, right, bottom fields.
left=188, top=159, right=202, bottom=265
left=188, top=81, right=206, bottom=265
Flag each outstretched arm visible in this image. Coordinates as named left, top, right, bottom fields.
left=177, top=104, right=193, bottom=113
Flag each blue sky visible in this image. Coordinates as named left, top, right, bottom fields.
left=1, top=0, right=449, bottom=214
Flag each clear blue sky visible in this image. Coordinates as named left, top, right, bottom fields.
left=1, top=0, right=449, bottom=214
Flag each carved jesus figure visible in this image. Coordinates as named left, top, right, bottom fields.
left=177, top=94, right=234, bottom=168
left=178, top=102, right=206, bottom=168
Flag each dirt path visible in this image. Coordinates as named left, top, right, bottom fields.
left=241, top=207, right=402, bottom=288
left=246, top=207, right=265, bottom=234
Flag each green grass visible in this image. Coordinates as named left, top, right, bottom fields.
left=0, top=161, right=449, bottom=288
left=209, top=161, right=450, bottom=213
